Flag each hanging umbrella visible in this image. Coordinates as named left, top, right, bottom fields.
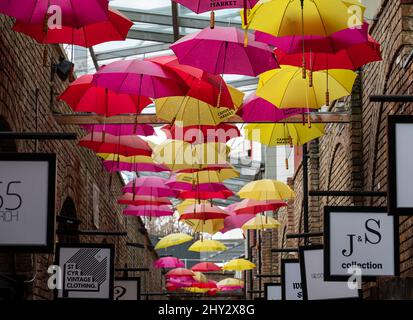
left=192, top=272, right=208, bottom=284
left=79, top=133, right=152, bottom=157
left=13, top=9, right=132, bottom=47
left=245, top=123, right=325, bottom=146
left=175, top=169, right=239, bottom=185
left=184, top=219, right=224, bottom=235
left=193, top=280, right=218, bottom=289
left=123, top=177, right=178, bottom=198
left=154, top=257, right=185, bottom=269
left=191, top=262, right=221, bottom=272
left=0, top=0, right=110, bottom=26
left=217, top=278, right=244, bottom=291
left=221, top=213, right=256, bottom=233
left=58, top=75, right=152, bottom=117
left=99, top=154, right=170, bottom=173
left=155, top=233, right=193, bottom=250
left=256, top=22, right=370, bottom=54
left=188, top=239, right=228, bottom=252
left=257, top=66, right=357, bottom=108
left=180, top=203, right=229, bottom=221
left=117, top=194, right=171, bottom=206
left=178, top=188, right=234, bottom=200
left=167, top=276, right=196, bottom=288
left=238, top=179, right=295, bottom=201
left=232, top=199, right=288, bottom=215
left=242, top=0, right=365, bottom=37
left=171, top=27, right=279, bottom=76
left=161, top=124, right=240, bottom=144
left=176, top=199, right=209, bottom=215
left=184, top=287, right=209, bottom=293
left=167, top=180, right=230, bottom=193
left=123, top=205, right=174, bottom=218
left=81, top=124, right=155, bottom=137
left=238, top=93, right=304, bottom=123
left=166, top=268, right=195, bottom=277
left=222, top=259, right=256, bottom=271
left=242, top=214, right=281, bottom=231
left=92, top=59, right=189, bottom=97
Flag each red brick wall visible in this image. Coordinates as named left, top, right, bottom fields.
left=0, top=15, right=163, bottom=300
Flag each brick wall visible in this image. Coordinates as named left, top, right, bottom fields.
left=0, top=15, right=163, bottom=300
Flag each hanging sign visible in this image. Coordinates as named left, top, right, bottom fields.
left=388, top=115, right=413, bottom=215
left=324, top=206, right=399, bottom=281
left=299, top=246, right=361, bottom=300
left=0, top=153, right=56, bottom=252
left=264, top=283, right=281, bottom=300
left=114, top=277, right=141, bottom=301
left=57, top=244, right=114, bottom=300
left=281, top=259, right=303, bottom=300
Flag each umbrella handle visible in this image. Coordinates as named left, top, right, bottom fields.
left=309, top=70, right=313, bottom=87
left=210, top=11, right=215, bottom=29
left=326, top=91, right=330, bottom=107
left=243, top=0, right=248, bottom=25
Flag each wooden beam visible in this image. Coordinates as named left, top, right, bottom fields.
left=53, top=112, right=350, bottom=125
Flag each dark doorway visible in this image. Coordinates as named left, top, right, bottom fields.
left=57, top=197, right=80, bottom=244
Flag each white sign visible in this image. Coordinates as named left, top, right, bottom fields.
left=57, top=245, right=114, bottom=299
left=281, top=260, right=303, bottom=300
left=114, top=278, right=140, bottom=300
left=299, top=247, right=360, bottom=300
left=325, top=207, right=399, bottom=281
left=265, top=284, right=281, bottom=300
left=0, top=154, right=55, bottom=251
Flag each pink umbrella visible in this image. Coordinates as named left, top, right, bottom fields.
left=92, top=59, right=189, bottom=97
left=123, top=205, right=174, bottom=217
left=191, top=262, right=221, bottom=272
left=123, top=177, right=178, bottom=198
left=180, top=203, right=229, bottom=221
left=0, top=0, right=109, bottom=26
left=232, top=199, right=287, bottom=215
left=166, top=179, right=231, bottom=192
left=238, top=93, right=304, bottom=123
left=167, top=277, right=196, bottom=288
left=218, top=285, right=243, bottom=292
left=154, top=257, right=185, bottom=269
left=81, top=124, right=155, bottom=137
left=166, top=268, right=195, bottom=278
left=102, top=160, right=170, bottom=173
left=256, top=22, right=370, bottom=54
left=171, top=27, right=279, bottom=76
left=221, top=214, right=255, bottom=233
left=117, top=194, right=171, bottom=206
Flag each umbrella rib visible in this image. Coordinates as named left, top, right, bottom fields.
left=312, top=1, right=329, bottom=37
left=278, top=68, right=300, bottom=107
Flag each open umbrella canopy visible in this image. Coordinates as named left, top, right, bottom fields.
left=98, top=154, right=170, bottom=173
left=180, top=203, right=229, bottom=221
left=117, top=194, right=171, bottom=206
left=82, top=124, right=155, bottom=137
left=123, top=177, right=178, bottom=198
left=0, top=0, right=110, bottom=26
left=188, top=239, right=228, bottom=252
left=238, top=179, right=295, bottom=201
left=232, top=199, right=288, bottom=215
left=176, top=199, right=209, bottom=215
left=178, top=188, right=234, bottom=200
left=191, top=262, right=221, bottom=272
left=155, top=233, right=193, bottom=250
left=217, top=278, right=244, bottom=289
left=58, top=75, right=152, bottom=116
left=222, top=259, right=256, bottom=271
left=175, top=169, right=239, bottom=184
left=241, top=214, right=281, bottom=231
left=184, top=219, right=224, bottom=235
left=172, top=0, right=258, bottom=13
left=221, top=213, right=256, bottom=233
left=13, top=9, right=132, bottom=47
left=79, top=133, right=152, bottom=157
left=154, top=257, right=185, bottom=269
left=245, top=123, right=326, bottom=146
left=92, top=59, right=189, bottom=97
left=192, top=272, right=208, bottom=284
left=166, top=268, right=195, bottom=277
left=242, top=0, right=365, bottom=37
left=171, top=27, right=279, bottom=76
left=257, top=66, right=357, bottom=109
left=123, top=205, right=174, bottom=218
left=238, top=93, right=304, bottom=123
left=167, top=179, right=231, bottom=193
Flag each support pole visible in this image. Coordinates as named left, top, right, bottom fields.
left=302, top=144, right=309, bottom=245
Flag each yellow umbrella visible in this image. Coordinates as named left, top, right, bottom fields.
left=188, top=239, right=228, bottom=252
left=245, top=123, right=325, bottom=147
left=257, top=66, right=357, bottom=108
left=222, top=259, right=256, bottom=271
left=154, top=233, right=193, bottom=250
left=241, top=214, right=281, bottom=231
left=175, top=168, right=240, bottom=184
left=176, top=199, right=209, bottom=215
left=242, top=0, right=365, bottom=37
left=217, top=278, right=244, bottom=287
left=238, top=179, right=295, bottom=201
left=184, top=287, right=209, bottom=293
left=183, top=219, right=224, bottom=235
left=192, top=272, right=208, bottom=283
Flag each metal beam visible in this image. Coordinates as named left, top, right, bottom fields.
left=128, top=29, right=175, bottom=43
left=0, top=132, right=77, bottom=140
left=53, top=112, right=350, bottom=125
left=96, top=43, right=171, bottom=61
left=227, top=78, right=258, bottom=88
left=370, top=95, right=413, bottom=102
left=309, top=190, right=387, bottom=197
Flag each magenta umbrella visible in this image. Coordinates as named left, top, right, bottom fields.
left=0, top=0, right=109, bottom=26
left=92, top=59, right=189, bottom=97
left=154, top=257, right=185, bottom=269
left=123, top=177, right=178, bottom=198
left=166, top=178, right=230, bottom=192
left=171, top=27, right=279, bottom=76
left=81, top=124, right=155, bottom=137
left=221, top=214, right=255, bottom=233
left=123, top=205, right=174, bottom=217
left=256, top=22, right=370, bottom=54
left=102, top=160, right=170, bottom=174
left=238, top=93, right=303, bottom=123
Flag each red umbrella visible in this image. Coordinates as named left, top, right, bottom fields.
left=193, top=280, right=218, bottom=289
left=180, top=203, right=229, bottom=221
left=123, top=177, right=178, bottom=198
left=275, top=36, right=382, bottom=72
left=0, top=0, right=110, bottom=26
left=166, top=268, right=195, bottom=278
left=102, top=160, right=170, bottom=174
left=13, top=9, right=132, bottom=47
left=232, top=199, right=288, bottom=215
left=117, top=194, right=171, bottom=206
left=161, top=124, right=240, bottom=144
left=79, top=133, right=152, bottom=157
left=191, top=262, right=221, bottom=272
left=123, top=205, right=174, bottom=218
left=81, top=124, right=155, bottom=137
left=167, top=180, right=230, bottom=192
left=150, top=56, right=235, bottom=109
left=59, top=75, right=151, bottom=116
left=178, top=188, right=234, bottom=200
